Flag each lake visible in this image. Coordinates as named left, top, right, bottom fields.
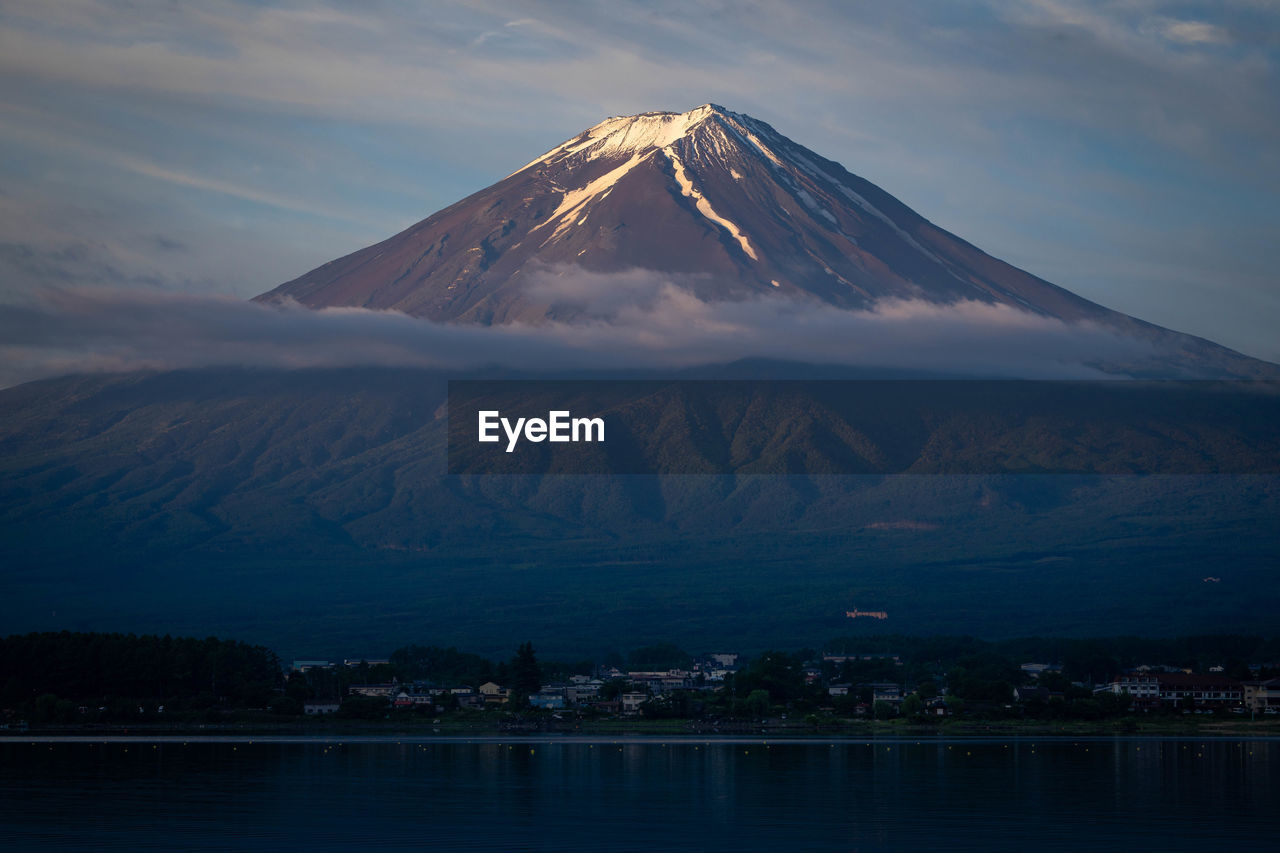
left=2, top=736, right=1276, bottom=850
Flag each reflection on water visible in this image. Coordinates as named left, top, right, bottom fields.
left=2, top=737, right=1277, bottom=851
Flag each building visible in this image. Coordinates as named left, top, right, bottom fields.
left=1013, top=686, right=1051, bottom=703
left=303, top=701, right=340, bottom=715
left=292, top=660, right=333, bottom=673
left=869, top=683, right=903, bottom=703
left=566, top=680, right=603, bottom=705
left=1101, top=672, right=1241, bottom=709
left=478, top=682, right=508, bottom=705
left=1242, top=678, right=1280, bottom=713
left=1020, top=663, right=1061, bottom=679
left=627, top=671, right=691, bottom=694
left=529, top=690, right=567, bottom=710
left=454, top=691, right=484, bottom=710
left=1098, top=673, right=1161, bottom=708
left=408, top=683, right=451, bottom=697
left=392, top=692, right=434, bottom=709
left=620, top=692, right=648, bottom=716
left=822, top=653, right=901, bottom=665
left=348, top=683, right=397, bottom=697
left=1153, top=673, right=1241, bottom=708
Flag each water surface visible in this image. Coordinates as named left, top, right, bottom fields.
left=3, top=736, right=1276, bottom=851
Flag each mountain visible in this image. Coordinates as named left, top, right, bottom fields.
left=256, top=104, right=1272, bottom=378
left=2, top=366, right=1279, bottom=657
left=5, top=107, right=1278, bottom=658
left=254, top=104, right=1108, bottom=321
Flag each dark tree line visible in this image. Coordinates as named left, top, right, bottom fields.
left=0, top=631, right=281, bottom=709
left=389, top=644, right=501, bottom=686
left=385, top=642, right=595, bottom=693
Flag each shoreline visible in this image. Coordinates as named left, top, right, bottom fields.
left=6, top=733, right=1280, bottom=745
left=6, top=717, right=1279, bottom=740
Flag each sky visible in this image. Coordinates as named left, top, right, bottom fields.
left=0, top=0, right=1277, bottom=366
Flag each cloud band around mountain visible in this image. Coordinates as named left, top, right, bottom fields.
left=0, top=268, right=1160, bottom=387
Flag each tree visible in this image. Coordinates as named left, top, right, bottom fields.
left=285, top=671, right=312, bottom=702
left=901, top=693, right=924, bottom=718
left=599, top=679, right=632, bottom=700
left=32, top=693, right=60, bottom=724
left=511, top=642, right=542, bottom=694
left=734, top=651, right=805, bottom=705
left=641, top=690, right=699, bottom=720
left=337, top=695, right=387, bottom=719
left=745, top=689, right=771, bottom=718
left=389, top=644, right=495, bottom=685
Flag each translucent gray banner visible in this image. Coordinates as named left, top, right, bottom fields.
left=447, top=380, right=1280, bottom=475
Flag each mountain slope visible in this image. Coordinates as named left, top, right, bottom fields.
left=3, top=367, right=1279, bottom=656
left=258, top=104, right=1108, bottom=323
left=255, top=104, right=1272, bottom=378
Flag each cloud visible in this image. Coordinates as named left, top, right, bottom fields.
left=0, top=273, right=1163, bottom=388
left=0, top=102, right=386, bottom=228
left=523, top=266, right=709, bottom=316
left=1154, top=19, right=1231, bottom=46
left=2, top=2, right=1274, bottom=166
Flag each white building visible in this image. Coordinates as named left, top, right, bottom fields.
left=620, top=692, right=648, bottom=715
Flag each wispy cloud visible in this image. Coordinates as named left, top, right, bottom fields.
left=1155, top=18, right=1232, bottom=45
left=0, top=101, right=392, bottom=228
left=0, top=277, right=1163, bottom=388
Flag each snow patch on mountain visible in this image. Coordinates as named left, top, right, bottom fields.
left=508, top=105, right=723, bottom=178
left=665, top=146, right=759, bottom=261
left=535, top=152, right=648, bottom=243
left=579, top=105, right=718, bottom=158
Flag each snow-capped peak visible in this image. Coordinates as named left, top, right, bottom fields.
left=508, top=104, right=762, bottom=177
left=582, top=104, right=718, bottom=156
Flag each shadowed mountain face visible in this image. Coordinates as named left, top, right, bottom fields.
left=256, top=104, right=1271, bottom=378
left=2, top=367, right=1278, bottom=657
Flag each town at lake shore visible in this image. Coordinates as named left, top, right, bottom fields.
left=4, top=631, right=1279, bottom=736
